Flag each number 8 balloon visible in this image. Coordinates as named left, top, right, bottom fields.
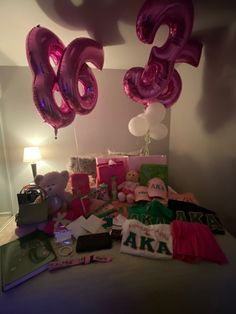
left=26, top=26, right=104, bottom=138
left=123, top=0, right=202, bottom=108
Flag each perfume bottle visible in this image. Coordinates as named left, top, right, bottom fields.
left=111, top=176, right=117, bottom=201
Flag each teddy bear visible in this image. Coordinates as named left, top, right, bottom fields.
left=34, top=170, right=73, bottom=214
left=117, top=170, right=139, bottom=203
left=15, top=170, right=78, bottom=238
left=33, top=170, right=93, bottom=236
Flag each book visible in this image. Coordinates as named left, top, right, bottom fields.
left=0, top=230, right=56, bottom=292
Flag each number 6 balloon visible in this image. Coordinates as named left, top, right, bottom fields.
left=58, top=37, right=104, bottom=115
left=26, top=26, right=104, bottom=138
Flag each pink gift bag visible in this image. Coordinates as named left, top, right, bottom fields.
left=128, top=155, right=167, bottom=171
left=96, top=156, right=129, bottom=173
left=96, top=161, right=126, bottom=191
left=70, top=173, right=90, bottom=197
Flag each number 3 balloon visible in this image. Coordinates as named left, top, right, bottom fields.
left=124, top=0, right=202, bottom=108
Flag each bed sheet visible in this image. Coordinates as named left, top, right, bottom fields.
left=1, top=223, right=236, bottom=314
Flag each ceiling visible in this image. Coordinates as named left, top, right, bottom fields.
left=0, top=0, right=236, bottom=69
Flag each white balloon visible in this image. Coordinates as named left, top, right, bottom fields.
left=144, top=103, right=166, bottom=126
left=149, top=123, right=168, bottom=140
left=128, top=115, right=149, bottom=137
left=137, top=113, right=147, bottom=119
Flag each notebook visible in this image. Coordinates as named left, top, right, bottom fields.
left=0, top=230, right=56, bottom=292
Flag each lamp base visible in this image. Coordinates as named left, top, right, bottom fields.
left=31, top=163, right=37, bottom=179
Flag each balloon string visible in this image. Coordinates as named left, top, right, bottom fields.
left=144, top=102, right=149, bottom=110
left=142, top=129, right=151, bottom=156
left=54, top=128, right=58, bottom=140
left=73, top=123, right=80, bottom=158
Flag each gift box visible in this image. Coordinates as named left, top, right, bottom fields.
left=128, top=155, right=167, bottom=171
left=96, top=160, right=126, bottom=191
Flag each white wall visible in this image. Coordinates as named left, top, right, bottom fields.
left=0, top=66, right=170, bottom=213
left=169, top=24, right=236, bottom=237
left=0, top=104, right=13, bottom=213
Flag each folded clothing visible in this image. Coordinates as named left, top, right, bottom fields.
left=168, top=191, right=199, bottom=205
left=121, top=219, right=173, bottom=260
left=170, top=220, right=228, bottom=264
left=168, top=200, right=225, bottom=235
left=128, top=199, right=175, bottom=225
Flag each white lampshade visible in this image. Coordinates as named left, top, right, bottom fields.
left=23, top=147, right=41, bottom=163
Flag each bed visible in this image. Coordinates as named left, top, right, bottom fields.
left=0, top=217, right=236, bottom=314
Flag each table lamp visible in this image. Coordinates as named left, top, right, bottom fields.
left=23, top=146, right=41, bottom=179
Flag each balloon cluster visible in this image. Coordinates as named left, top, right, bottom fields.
left=128, top=103, right=168, bottom=140
left=26, top=26, right=104, bottom=138
left=123, top=0, right=202, bottom=108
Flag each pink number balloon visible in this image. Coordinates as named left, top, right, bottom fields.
left=26, top=26, right=104, bottom=138
left=58, top=38, right=104, bottom=115
left=26, top=26, right=75, bottom=138
left=124, top=0, right=202, bottom=108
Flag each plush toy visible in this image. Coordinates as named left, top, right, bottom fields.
left=117, top=170, right=139, bottom=203
left=15, top=171, right=76, bottom=238
left=34, top=170, right=73, bottom=214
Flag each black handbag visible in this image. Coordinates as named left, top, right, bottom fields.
left=16, top=185, right=49, bottom=226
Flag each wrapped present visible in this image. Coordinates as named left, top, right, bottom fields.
left=96, top=160, right=126, bottom=192
left=128, top=155, right=167, bottom=171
